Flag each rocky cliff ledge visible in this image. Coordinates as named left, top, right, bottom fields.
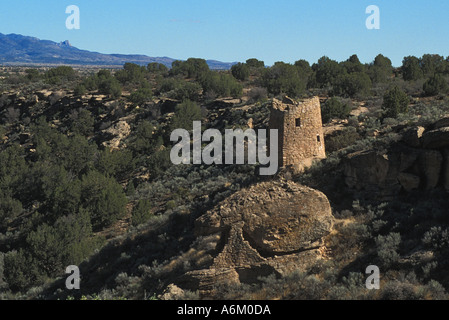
left=344, top=117, right=449, bottom=198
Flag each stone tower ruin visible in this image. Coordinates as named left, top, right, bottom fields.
left=269, top=96, right=326, bottom=171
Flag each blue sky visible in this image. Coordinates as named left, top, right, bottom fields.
left=1, top=0, right=449, bottom=66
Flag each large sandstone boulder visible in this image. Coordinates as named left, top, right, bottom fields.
left=195, top=180, right=333, bottom=257
left=192, top=180, right=334, bottom=294
left=241, top=188, right=332, bottom=255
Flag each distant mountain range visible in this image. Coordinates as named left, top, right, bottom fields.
left=0, top=33, right=237, bottom=69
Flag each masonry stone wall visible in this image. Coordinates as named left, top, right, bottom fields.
left=269, top=96, right=326, bottom=169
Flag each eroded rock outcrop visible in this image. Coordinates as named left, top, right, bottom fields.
left=402, top=126, right=425, bottom=148
left=158, top=284, right=186, bottom=300
left=343, top=118, right=449, bottom=197
left=344, top=150, right=390, bottom=190
left=186, top=180, right=334, bottom=296
left=422, top=127, right=449, bottom=149
left=101, top=120, right=131, bottom=150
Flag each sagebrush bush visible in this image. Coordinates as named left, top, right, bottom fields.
left=325, top=127, right=361, bottom=153
left=375, top=233, right=401, bottom=268
left=422, top=227, right=449, bottom=252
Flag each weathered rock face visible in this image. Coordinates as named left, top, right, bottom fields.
left=36, top=89, right=53, bottom=101
left=419, top=150, right=443, bottom=190
left=397, top=172, right=420, bottom=192
left=343, top=118, right=449, bottom=197
left=241, top=188, right=333, bottom=255
left=421, top=127, right=449, bottom=149
left=206, top=98, right=242, bottom=110
left=49, top=91, right=66, bottom=105
left=190, top=180, right=334, bottom=296
left=344, top=147, right=444, bottom=197
left=432, top=117, right=449, bottom=130
left=158, top=284, right=185, bottom=300
left=402, top=126, right=425, bottom=148
left=101, top=120, right=131, bottom=150
left=344, top=150, right=390, bottom=190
